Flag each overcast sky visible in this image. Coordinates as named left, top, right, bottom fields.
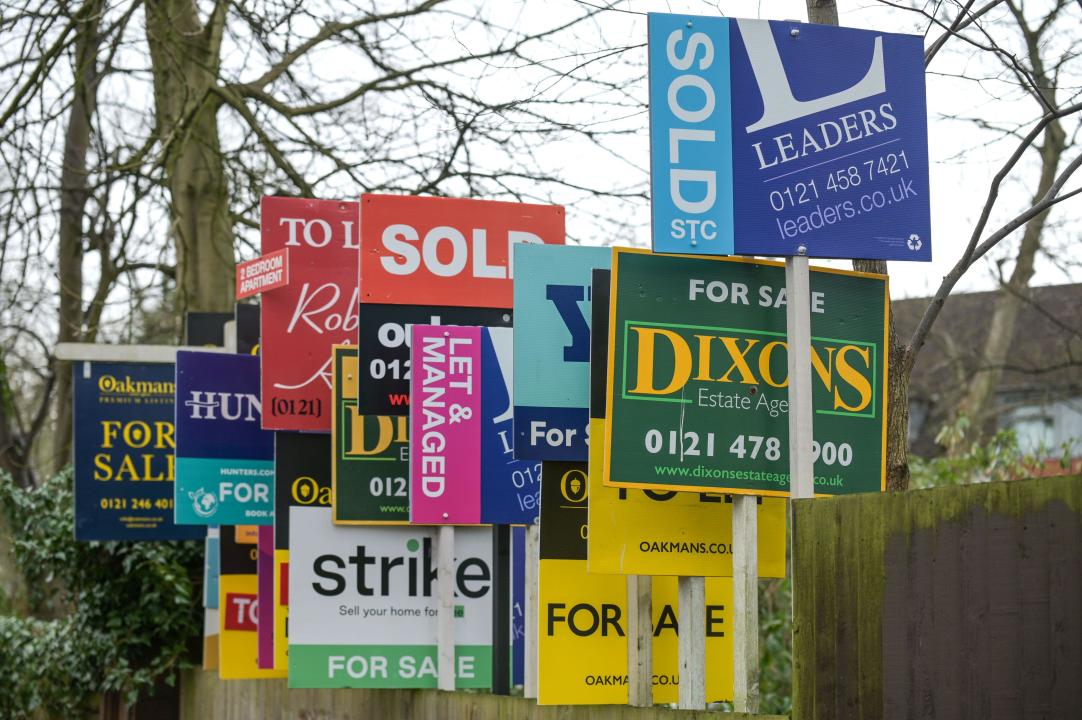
left=506, top=0, right=1081, bottom=300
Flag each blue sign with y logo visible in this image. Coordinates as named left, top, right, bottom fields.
left=512, top=244, right=611, bottom=461
left=649, top=14, right=930, bottom=260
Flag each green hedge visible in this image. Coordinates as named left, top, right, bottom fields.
left=0, top=470, right=202, bottom=718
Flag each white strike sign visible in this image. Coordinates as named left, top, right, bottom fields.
left=287, top=507, right=494, bottom=688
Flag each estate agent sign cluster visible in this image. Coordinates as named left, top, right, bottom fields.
left=64, top=9, right=929, bottom=704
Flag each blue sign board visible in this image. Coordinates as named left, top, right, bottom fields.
left=481, top=328, right=540, bottom=524
left=649, top=14, right=930, bottom=260
left=512, top=244, right=611, bottom=461
left=512, top=524, right=526, bottom=686
left=175, top=351, right=274, bottom=525
left=72, top=361, right=203, bottom=541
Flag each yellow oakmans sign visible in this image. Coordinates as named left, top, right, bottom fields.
left=586, top=417, right=787, bottom=577
left=538, top=461, right=733, bottom=705
left=539, top=560, right=734, bottom=704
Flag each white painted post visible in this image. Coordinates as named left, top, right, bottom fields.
left=627, top=575, right=653, bottom=707
left=437, top=525, right=456, bottom=691
left=785, top=254, right=814, bottom=718
left=785, top=255, right=815, bottom=500
left=732, top=495, right=759, bottom=712
left=523, top=522, right=540, bottom=699
left=223, top=321, right=237, bottom=353
left=677, top=576, right=706, bottom=709
left=55, top=342, right=190, bottom=363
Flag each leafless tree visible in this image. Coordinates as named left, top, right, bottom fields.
left=0, top=0, right=646, bottom=475
left=2, top=0, right=1078, bottom=490
left=808, top=0, right=1082, bottom=487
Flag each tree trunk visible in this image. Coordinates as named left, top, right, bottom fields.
left=804, top=0, right=839, bottom=25
left=0, top=352, right=31, bottom=486
left=145, top=0, right=234, bottom=323
left=804, top=0, right=909, bottom=489
left=53, top=0, right=103, bottom=475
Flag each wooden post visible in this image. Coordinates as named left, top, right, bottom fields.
left=627, top=575, right=653, bottom=707
left=732, top=495, right=760, bottom=712
left=437, top=525, right=456, bottom=691
left=677, top=576, right=706, bottom=709
left=523, top=523, right=540, bottom=698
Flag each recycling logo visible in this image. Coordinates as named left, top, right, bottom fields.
left=907, top=234, right=922, bottom=251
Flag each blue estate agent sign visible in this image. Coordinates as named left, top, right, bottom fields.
left=649, top=14, right=930, bottom=260
left=512, top=244, right=612, bottom=461
left=72, top=361, right=203, bottom=541
left=175, top=351, right=274, bottom=526
left=481, top=327, right=540, bottom=524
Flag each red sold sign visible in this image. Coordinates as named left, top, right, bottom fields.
left=261, top=197, right=358, bottom=432
left=359, top=194, right=565, bottom=308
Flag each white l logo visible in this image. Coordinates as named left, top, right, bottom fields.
left=738, top=19, right=885, bottom=133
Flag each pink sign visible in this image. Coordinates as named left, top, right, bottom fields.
left=256, top=524, right=274, bottom=669
left=410, top=325, right=482, bottom=524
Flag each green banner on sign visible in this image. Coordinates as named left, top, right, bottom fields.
left=603, top=249, right=888, bottom=497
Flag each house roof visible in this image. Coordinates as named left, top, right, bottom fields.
left=892, top=282, right=1082, bottom=453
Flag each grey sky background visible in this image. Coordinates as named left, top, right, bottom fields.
left=467, top=0, right=1080, bottom=300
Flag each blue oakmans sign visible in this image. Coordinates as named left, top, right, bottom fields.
left=72, top=361, right=203, bottom=541
left=649, top=14, right=930, bottom=260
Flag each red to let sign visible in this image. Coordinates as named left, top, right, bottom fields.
left=236, top=248, right=289, bottom=299
left=359, top=194, right=565, bottom=308
left=261, top=197, right=358, bottom=432
left=224, top=592, right=259, bottom=631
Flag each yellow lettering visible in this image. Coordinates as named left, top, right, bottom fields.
left=292, top=476, right=333, bottom=506
left=93, top=453, right=113, bottom=480
left=122, top=421, right=152, bottom=449
left=292, top=476, right=318, bottom=504
left=347, top=411, right=394, bottom=456
left=115, top=454, right=139, bottom=481
left=155, top=421, right=174, bottom=450
left=101, top=421, right=121, bottom=449
left=628, top=327, right=692, bottom=395
left=758, top=341, right=788, bottom=388
left=834, top=345, right=872, bottom=412
left=693, top=335, right=714, bottom=381
left=717, top=337, right=760, bottom=384
left=141, top=454, right=165, bottom=481
left=810, top=346, right=836, bottom=391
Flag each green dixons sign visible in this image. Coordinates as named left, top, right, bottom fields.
left=602, top=249, right=888, bottom=497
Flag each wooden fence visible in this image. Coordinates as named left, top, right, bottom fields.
left=179, top=671, right=787, bottom=720
left=792, top=474, right=1082, bottom=720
